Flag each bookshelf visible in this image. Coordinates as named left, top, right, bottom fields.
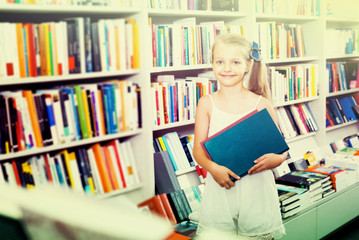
left=0, top=1, right=153, bottom=203
left=1, top=0, right=359, bottom=234
left=147, top=0, right=359, bottom=238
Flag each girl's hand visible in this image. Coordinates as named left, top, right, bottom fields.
left=210, top=165, right=240, bottom=189
left=248, top=153, right=285, bottom=175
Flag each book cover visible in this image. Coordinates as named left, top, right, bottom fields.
left=275, top=170, right=327, bottom=190
left=137, top=195, right=168, bottom=220
left=154, top=151, right=181, bottom=195
left=159, top=193, right=177, bottom=226
left=201, top=108, right=289, bottom=179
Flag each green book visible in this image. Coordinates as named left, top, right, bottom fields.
left=73, top=85, right=89, bottom=139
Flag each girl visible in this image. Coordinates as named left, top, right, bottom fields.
left=193, top=33, right=287, bottom=239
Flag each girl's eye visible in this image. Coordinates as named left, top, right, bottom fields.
left=233, top=61, right=240, bottom=64
left=216, top=61, right=223, bottom=64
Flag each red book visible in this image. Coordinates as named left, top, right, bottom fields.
left=296, top=104, right=310, bottom=133
left=294, top=104, right=309, bottom=133
left=137, top=195, right=169, bottom=220
left=155, top=89, right=160, bottom=125
left=102, top=145, right=120, bottom=191
left=43, top=154, right=53, bottom=183
left=162, top=86, right=169, bottom=124
left=25, top=23, right=37, bottom=77
left=12, top=98, right=26, bottom=151
left=159, top=193, right=177, bottom=225
left=11, top=160, right=22, bottom=187
left=106, top=140, right=126, bottom=188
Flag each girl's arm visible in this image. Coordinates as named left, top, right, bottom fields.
left=193, top=96, right=240, bottom=189
left=248, top=98, right=288, bottom=175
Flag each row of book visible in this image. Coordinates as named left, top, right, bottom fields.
left=0, top=139, right=140, bottom=195
left=138, top=184, right=204, bottom=226
left=151, top=75, right=218, bottom=126
left=326, top=93, right=359, bottom=128
left=148, top=0, right=239, bottom=11
left=149, top=18, right=245, bottom=67
left=257, top=22, right=306, bottom=60
left=153, top=132, right=196, bottom=172
left=268, top=64, right=319, bottom=105
left=0, top=17, right=139, bottom=79
left=326, top=61, right=359, bottom=93
left=325, top=28, right=359, bottom=56
left=0, top=79, right=141, bottom=154
left=3, top=0, right=133, bottom=7
left=255, top=0, right=320, bottom=16
left=275, top=103, right=319, bottom=139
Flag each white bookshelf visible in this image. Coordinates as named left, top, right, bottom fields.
left=0, top=1, right=152, bottom=204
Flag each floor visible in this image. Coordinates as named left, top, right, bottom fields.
left=321, top=217, right=359, bottom=240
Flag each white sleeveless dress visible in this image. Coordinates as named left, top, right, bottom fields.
left=196, top=94, right=285, bottom=240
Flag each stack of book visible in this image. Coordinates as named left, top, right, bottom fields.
left=277, top=183, right=311, bottom=219
left=137, top=184, right=204, bottom=226
left=325, top=147, right=359, bottom=184
left=275, top=170, right=330, bottom=203
left=305, top=165, right=349, bottom=193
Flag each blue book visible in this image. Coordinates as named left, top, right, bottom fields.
left=328, top=98, right=344, bottom=124
left=339, top=96, right=357, bottom=121
left=62, top=88, right=81, bottom=140
left=201, top=108, right=289, bottom=180
left=103, top=83, right=118, bottom=133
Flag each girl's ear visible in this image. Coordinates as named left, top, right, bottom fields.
left=245, top=60, right=252, bottom=73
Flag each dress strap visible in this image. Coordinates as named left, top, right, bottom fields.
left=255, top=95, right=262, bottom=108
left=208, top=94, right=215, bottom=107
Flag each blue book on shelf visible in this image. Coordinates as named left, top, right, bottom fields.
left=201, top=108, right=289, bottom=180
left=160, top=136, right=178, bottom=171
left=328, top=98, right=344, bottom=124
left=339, top=96, right=357, bottom=121
left=62, top=88, right=81, bottom=141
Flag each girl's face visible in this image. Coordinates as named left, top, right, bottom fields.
left=212, top=41, right=250, bottom=88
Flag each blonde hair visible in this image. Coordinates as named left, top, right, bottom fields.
left=211, top=33, right=271, bottom=101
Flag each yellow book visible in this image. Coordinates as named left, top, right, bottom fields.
left=119, top=80, right=128, bottom=131
left=60, top=150, right=75, bottom=189
left=311, top=65, right=316, bottom=97
left=157, top=137, right=166, bottom=151
left=81, top=90, right=93, bottom=138
left=114, top=26, right=121, bottom=70
left=22, top=161, right=35, bottom=189
left=15, top=23, right=26, bottom=78
left=133, top=22, right=140, bottom=69
left=88, top=177, right=95, bottom=195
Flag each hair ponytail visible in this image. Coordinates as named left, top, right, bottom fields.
left=247, top=60, right=271, bottom=101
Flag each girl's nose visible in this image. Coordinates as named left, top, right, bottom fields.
left=224, top=63, right=231, bottom=71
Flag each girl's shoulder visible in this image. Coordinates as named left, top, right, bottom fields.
left=197, top=94, right=213, bottom=113
left=255, top=95, right=276, bottom=117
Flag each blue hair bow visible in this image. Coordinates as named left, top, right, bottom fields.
left=250, top=41, right=262, bottom=62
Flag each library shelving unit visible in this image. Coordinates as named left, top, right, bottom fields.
left=323, top=13, right=359, bottom=146
left=0, top=1, right=154, bottom=204
left=147, top=0, right=359, bottom=239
